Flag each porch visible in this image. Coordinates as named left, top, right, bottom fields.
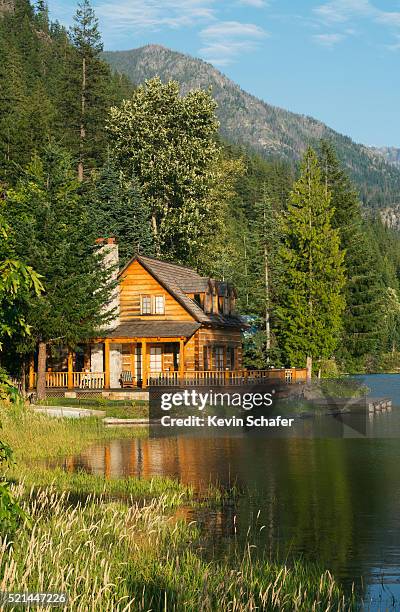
left=29, top=367, right=308, bottom=391
left=27, top=329, right=307, bottom=392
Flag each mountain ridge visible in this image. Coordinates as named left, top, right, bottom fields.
left=103, top=44, right=400, bottom=210
left=371, top=146, right=400, bottom=169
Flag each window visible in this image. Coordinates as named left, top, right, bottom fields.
left=154, top=295, right=165, bottom=314
left=214, top=346, right=224, bottom=371
left=141, top=295, right=152, bottom=315
left=203, top=346, right=209, bottom=371
left=141, top=295, right=165, bottom=315
left=226, top=347, right=235, bottom=370
left=194, top=294, right=202, bottom=308
left=150, top=347, right=162, bottom=373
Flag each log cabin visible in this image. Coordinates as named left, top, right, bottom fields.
left=29, top=239, right=307, bottom=392
left=96, top=239, right=246, bottom=389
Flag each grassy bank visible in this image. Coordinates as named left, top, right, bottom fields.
left=1, top=484, right=354, bottom=611
left=0, top=404, right=191, bottom=501
left=0, top=404, right=145, bottom=462
left=0, top=404, right=354, bottom=610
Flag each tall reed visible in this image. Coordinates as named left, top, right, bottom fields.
left=0, top=484, right=354, bottom=611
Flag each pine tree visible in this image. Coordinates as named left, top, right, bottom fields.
left=64, top=0, right=111, bottom=181
left=277, top=147, right=345, bottom=374
left=0, top=34, right=29, bottom=184
left=318, top=141, right=383, bottom=365
left=87, top=161, right=155, bottom=265
left=4, top=145, right=115, bottom=398
left=35, top=0, right=49, bottom=31
left=251, top=184, right=283, bottom=364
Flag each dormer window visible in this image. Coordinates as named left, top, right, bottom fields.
left=194, top=294, right=202, bottom=308
left=140, top=295, right=165, bottom=315
left=154, top=295, right=165, bottom=315
left=141, top=295, right=152, bottom=315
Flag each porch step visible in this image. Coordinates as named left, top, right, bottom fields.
left=102, top=390, right=149, bottom=401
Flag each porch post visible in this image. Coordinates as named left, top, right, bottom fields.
left=130, top=342, right=135, bottom=381
left=67, top=350, right=73, bottom=390
left=179, top=338, right=185, bottom=383
left=142, top=340, right=147, bottom=389
left=29, top=356, right=35, bottom=390
left=104, top=340, right=110, bottom=389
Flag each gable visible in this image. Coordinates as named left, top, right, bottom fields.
left=119, top=260, right=195, bottom=323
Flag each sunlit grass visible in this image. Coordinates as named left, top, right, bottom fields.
left=1, top=484, right=354, bottom=612
left=0, top=404, right=146, bottom=463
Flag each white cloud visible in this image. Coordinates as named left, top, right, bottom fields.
left=313, top=0, right=373, bottom=24
left=313, top=32, right=345, bottom=46
left=312, top=1, right=400, bottom=49
left=375, top=11, right=400, bottom=29
left=199, top=20, right=268, bottom=65
left=96, top=0, right=216, bottom=32
left=237, top=0, right=267, bottom=7
left=201, top=21, right=266, bottom=39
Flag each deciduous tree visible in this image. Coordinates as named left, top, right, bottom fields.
left=107, top=77, right=220, bottom=262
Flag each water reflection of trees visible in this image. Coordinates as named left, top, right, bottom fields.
left=65, top=436, right=400, bottom=598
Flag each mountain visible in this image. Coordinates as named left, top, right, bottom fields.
left=103, top=44, right=400, bottom=210
left=371, top=147, right=400, bottom=169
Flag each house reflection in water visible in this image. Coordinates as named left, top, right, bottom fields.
left=64, top=436, right=243, bottom=492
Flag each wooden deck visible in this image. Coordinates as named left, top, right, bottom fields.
left=31, top=368, right=308, bottom=390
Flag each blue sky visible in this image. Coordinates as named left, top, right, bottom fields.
left=48, top=0, right=400, bottom=147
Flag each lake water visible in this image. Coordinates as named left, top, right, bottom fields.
left=63, top=374, right=400, bottom=610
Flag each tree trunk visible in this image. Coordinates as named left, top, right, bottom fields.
left=78, top=56, right=86, bottom=182
left=243, top=235, right=249, bottom=308
left=263, top=205, right=271, bottom=360
left=306, top=356, right=312, bottom=383
left=21, top=358, right=26, bottom=398
left=37, top=341, right=47, bottom=400
left=151, top=213, right=160, bottom=256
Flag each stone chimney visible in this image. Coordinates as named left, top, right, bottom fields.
left=96, top=237, right=120, bottom=331
left=0, top=0, right=15, bottom=16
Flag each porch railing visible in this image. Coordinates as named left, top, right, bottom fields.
left=148, top=369, right=305, bottom=386
left=31, top=369, right=307, bottom=389
left=34, top=372, right=105, bottom=389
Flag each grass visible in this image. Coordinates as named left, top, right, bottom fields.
left=0, top=404, right=145, bottom=463
left=0, top=484, right=355, bottom=612
left=0, top=403, right=355, bottom=610
left=36, top=397, right=149, bottom=419
left=0, top=403, right=195, bottom=502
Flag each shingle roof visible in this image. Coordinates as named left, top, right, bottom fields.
left=118, top=254, right=246, bottom=329
left=108, top=321, right=201, bottom=339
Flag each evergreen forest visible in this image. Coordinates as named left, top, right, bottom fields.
left=2, top=0, right=400, bottom=380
